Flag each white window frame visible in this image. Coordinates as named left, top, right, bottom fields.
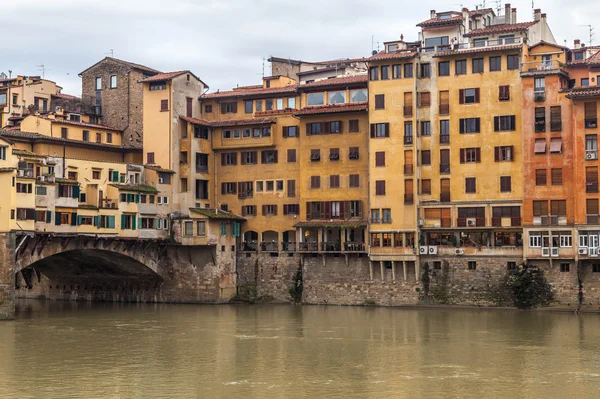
left=559, top=234, right=572, bottom=248
left=529, top=233, right=541, bottom=248
left=0, top=146, right=6, bottom=160
left=110, top=75, right=117, bottom=89
left=579, top=234, right=588, bottom=248
left=184, top=221, right=193, bottom=236
left=197, top=221, right=206, bottom=236
left=95, top=77, right=102, bottom=90
left=331, top=201, right=341, bottom=217
left=287, top=97, right=296, bottom=109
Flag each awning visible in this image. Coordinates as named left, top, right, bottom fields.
left=534, top=140, right=546, bottom=154
left=550, top=138, right=562, bottom=153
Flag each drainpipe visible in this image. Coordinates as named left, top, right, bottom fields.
left=168, top=81, right=172, bottom=170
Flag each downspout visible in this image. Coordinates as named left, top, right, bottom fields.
left=169, top=81, right=172, bottom=170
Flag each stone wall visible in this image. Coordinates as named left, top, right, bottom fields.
left=237, top=252, right=300, bottom=301
left=0, top=234, right=15, bottom=320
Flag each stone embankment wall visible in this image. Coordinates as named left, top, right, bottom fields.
left=0, top=234, right=15, bottom=320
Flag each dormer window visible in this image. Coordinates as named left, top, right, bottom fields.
left=328, top=91, right=346, bottom=105
left=424, top=36, right=448, bottom=48
left=438, top=13, right=452, bottom=20
left=575, top=52, right=585, bottom=61
left=387, top=44, right=398, bottom=53
left=473, top=37, right=488, bottom=48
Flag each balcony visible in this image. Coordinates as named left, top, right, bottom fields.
left=242, top=241, right=258, bottom=252
left=299, top=241, right=318, bottom=252
left=439, top=104, right=449, bottom=115
left=435, top=245, right=523, bottom=258
left=260, top=241, right=279, bottom=252
left=520, top=59, right=569, bottom=78
left=404, top=164, right=414, bottom=175
left=440, top=163, right=450, bottom=174
left=422, top=37, right=523, bottom=53
left=17, top=169, right=34, bottom=178
left=534, top=92, right=546, bottom=102
left=404, top=136, right=413, bottom=145
left=344, top=242, right=366, bottom=253
left=321, top=242, right=342, bottom=252
left=585, top=118, right=598, bottom=129
left=281, top=241, right=296, bottom=252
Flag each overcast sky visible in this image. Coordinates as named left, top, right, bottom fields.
left=1, top=0, right=596, bottom=96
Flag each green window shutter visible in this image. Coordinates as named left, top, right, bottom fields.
left=71, top=213, right=78, bottom=226
left=77, top=215, right=82, bottom=225
left=121, top=214, right=126, bottom=230
left=135, top=194, right=141, bottom=203
left=233, top=222, right=240, bottom=237
left=55, top=212, right=61, bottom=225
left=72, top=185, right=80, bottom=199
left=94, top=215, right=100, bottom=227
left=46, top=211, right=52, bottom=224
left=132, top=216, right=137, bottom=230
left=112, top=171, right=119, bottom=182
left=221, top=223, right=226, bottom=236
left=108, top=216, right=115, bottom=229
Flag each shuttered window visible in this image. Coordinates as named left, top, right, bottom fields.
left=418, top=92, right=431, bottom=108
left=403, top=92, right=413, bottom=116
left=499, top=85, right=510, bottom=101
left=349, top=119, right=359, bottom=132
left=375, top=94, right=385, bottom=109
left=349, top=174, right=360, bottom=188
left=587, top=166, right=598, bottom=193
left=375, top=180, right=386, bottom=195
left=460, top=118, right=480, bottom=133
left=551, top=168, right=563, bottom=185
left=404, top=179, right=414, bottom=204
left=421, top=179, right=431, bottom=194
left=330, top=175, right=340, bottom=188
left=494, top=115, right=516, bottom=131
left=550, top=106, right=562, bottom=131
left=287, top=149, right=296, bottom=163
left=160, top=99, right=168, bottom=111
left=534, top=139, right=546, bottom=154
left=587, top=199, right=599, bottom=219
left=439, top=90, right=449, bottom=114
left=287, top=180, right=296, bottom=197
left=585, top=102, right=597, bottom=128
left=550, top=200, right=566, bottom=216
left=440, top=178, right=451, bottom=202
left=460, top=148, right=481, bottom=163
left=370, top=123, right=390, bottom=138
left=421, top=150, right=431, bottom=165
left=459, top=88, right=480, bottom=104
left=533, top=200, right=548, bottom=216
left=465, top=177, right=476, bottom=193
left=310, top=176, right=320, bottom=189
left=494, top=145, right=514, bottom=161
left=500, top=176, right=511, bottom=192
left=535, top=169, right=547, bottom=185
left=375, top=151, right=385, bottom=167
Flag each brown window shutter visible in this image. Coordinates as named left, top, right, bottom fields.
left=283, top=126, right=288, bottom=137
left=474, top=88, right=480, bottom=103
left=384, top=123, right=390, bottom=137
left=232, top=102, right=237, bottom=113
left=220, top=103, right=226, bottom=114
left=233, top=153, right=237, bottom=165
left=510, top=145, right=515, bottom=160
left=262, top=205, right=266, bottom=216
left=221, top=153, right=226, bottom=166
left=476, top=148, right=481, bottom=163
left=460, top=148, right=465, bottom=163
left=494, top=147, right=500, bottom=162
left=273, top=150, right=278, bottom=163
left=221, top=183, right=226, bottom=194
left=370, top=124, right=375, bottom=138
left=459, top=89, right=465, bottom=104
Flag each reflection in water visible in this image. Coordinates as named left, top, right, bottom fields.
left=0, top=300, right=599, bottom=398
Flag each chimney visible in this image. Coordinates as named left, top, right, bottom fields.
left=574, top=39, right=581, bottom=49
left=512, top=8, right=517, bottom=24
left=430, top=10, right=436, bottom=18
left=541, top=13, right=547, bottom=22
left=505, top=4, right=511, bottom=24
left=534, top=8, right=541, bottom=22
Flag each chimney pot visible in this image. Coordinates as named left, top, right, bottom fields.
left=505, top=4, right=511, bottom=24
left=541, top=13, right=546, bottom=18
left=574, top=39, right=581, bottom=49
left=534, top=8, right=541, bottom=22
left=512, top=8, right=517, bottom=24
left=430, top=10, right=436, bottom=18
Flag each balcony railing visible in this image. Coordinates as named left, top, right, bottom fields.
left=299, top=241, right=318, bottom=252
left=534, top=91, right=546, bottom=102
left=550, top=121, right=562, bottom=132
left=17, top=169, right=34, bottom=178
left=440, top=163, right=450, bottom=174
left=260, top=241, right=279, bottom=252
left=587, top=182, right=599, bottom=193
left=404, top=136, right=413, bottom=145
left=587, top=214, right=599, bottom=224
left=321, top=242, right=342, bottom=252
left=422, top=37, right=523, bottom=53
left=403, top=106, right=413, bottom=117
left=404, top=194, right=414, bottom=204
left=440, top=134, right=450, bottom=144
left=281, top=241, right=296, bottom=252
left=404, top=164, right=414, bottom=175
left=344, top=242, right=366, bottom=252
left=242, top=241, right=258, bottom=252
left=491, top=217, right=521, bottom=227
left=521, top=59, right=567, bottom=74
left=439, top=104, right=449, bottom=115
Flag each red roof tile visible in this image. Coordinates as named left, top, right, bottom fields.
left=0, top=129, right=141, bottom=149
left=433, top=44, right=522, bottom=57
left=140, top=70, right=209, bottom=89
left=299, top=75, right=368, bottom=89
left=79, top=57, right=161, bottom=76
left=180, top=116, right=212, bottom=126
left=417, top=15, right=463, bottom=27
left=464, top=21, right=537, bottom=37
left=587, top=51, right=600, bottom=65
left=210, top=118, right=275, bottom=128
left=312, top=57, right=368, bottom=65
left=44, top=117, right=121, bottom=132
left=294, top=102, right=368, bottom=116
left=202, top=85, right=297, bottom=99
left=52, top=93, right=81, bottom=101
left=233, top=85, right=263, bottom=90
left=368, top=50, right=418, bottom=62
left=468, top=8, right=493, bottom=16
left=566, top=86, right=600, bottom=99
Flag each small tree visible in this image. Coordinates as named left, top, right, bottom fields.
left=507, top=265, right=554, bottom=309
left=289, top=264, right=303, bottom=304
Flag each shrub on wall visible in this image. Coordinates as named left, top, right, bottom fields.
left=506, top=265, right=554, bottom=309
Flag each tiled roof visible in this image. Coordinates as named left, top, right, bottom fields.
left=201, top=84, right=297, bottom=99
left=0, top=167, right=16, bottom=173
left=464, top=21, right=537, bottom=37
left=0, top=129, right=141, bottom=150
left=312, top=57, right=368, bottom=65
left=139, top=70, right=209, bottom=88
left=108, top=184, right=158, bottom=193
left=587, top=51, right=600, bottom=65
left=566, top=86, right=600, bottom=99
left=52, top=93, right=81, bottom=101
left=144, top=164, right=176, bottom=174
left=433, top=44, right=522, bottom=57
left=293, top=220, right=368, bottom=229
left=468, top=8, right=493, bottom=16
left=234, top=85, right=263, bottom=90
left=417, top=15, right=463, bottom=27
left=45, top=117, right=121, bottom=131
left=13, top=149, right=45, bottom=158
left=254, top=109, right=296, bottom=117
left=180, top=115, right=212, bottom=126
left=190, top=208, right=245, bottom=220
left=55, top=178, right=79, bottom=184
left=210, top=117, right=275, bottom=128
left=368, top=50, right=418, bottom=62
left=299, top=75, right=368, bottom=89
left=79, top=57, right=161, bottom=76
left=294, top=102, right=368, bottom=116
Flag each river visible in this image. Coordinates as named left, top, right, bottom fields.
left=0, top=300, right=599, bottom=398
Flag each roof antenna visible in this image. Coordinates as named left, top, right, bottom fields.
left=578, top=25, right=594, bottom=46
left=105, top=49, right=114, bottom=57
left=36, top=64, right=48, bottom=78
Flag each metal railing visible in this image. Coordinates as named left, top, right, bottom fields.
left=281, top=241, right=296, bottom=252
left=404, top=194, right=414, bottom=204
left=242, top=241, right=258, bottom=252
left=422, top=37, right=523, bottom=53
left=321, top=242, right=342, bottom=252
left=260, top=241, right=279, bottom=252
left=299, top=241, right=318, bottom=252
left=440, top=134, right=450, bottom=144
left=440, top=193, right=451, bottom=203
left=344, top=242, right=366, bottom=252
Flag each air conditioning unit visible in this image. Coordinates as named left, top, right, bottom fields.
left=587, top=152, right=598, bottom=160
left=466, top=218, right=476, bottom=227
left=542, top=248, right=550, bottom=257
left=17, top=170, right=24, bottom=177
left=419, top=246, right=428, bottom=255
left=158, top=177, right=164, bottom=184
left=418, top=218, right=424, bottom=226
left=578, top=247, right=588, bottom=255
left=455, top=248, right=464, bottom=255
left=37, top=176, right=45, bottom=182
left=590, top=247, right=598, bottom=257
left=428, top=246, right=438, bottom=255
left=40, top=159, right=47, bottom=165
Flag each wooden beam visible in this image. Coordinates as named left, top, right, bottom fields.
left=36, top=235, right=49, bottom=256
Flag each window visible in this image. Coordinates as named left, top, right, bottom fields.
left=455, top=60, right=466, bottom=75
left=82, top=130, right=89, bottom=141
left=35, top=186, right=46, bottom=195
left=256, top=181, right=264, bottom=192
left=468, top=261, right=477, bottom=271
left=282, top=126, right=298, bottom=138
left=349, top=119, right=359, bottom=132
left=237, top=182, right=253, bottom=199
left=594, top=265, right=600, bottom=273
left=350, top=89, right=367, bottom=102
left=499, top=85, right=510, bottom=101
left=550, top=106, right=562, bottom=131
left=288, top=97, right=296, bottom=109
left=349, top=147, right=359, bottom=160
left=403, top=92, right=413, bottom=116
left=459, top=118, right=480, bottom=133
left=440, top=120, right=450, bottom=143
left=61, top=127, right=68, bottom=139
left=375, top=180, right=386, bottom=195
left=551, top=168, right=563, bottom=186
left=404, top=179, right=414, bottom=203
left=550, top=138, right=562, bottom=154
left=585, top=102, right=597, bottom=128
left=574, top=52, right=585, bottom=61
left=587, top=166, right=598, bottom=193
left=16, top=183, right=32, bottom=193
left=261, top=150, right=278, bottom=164
left=92, top=170, right=101, bottom=180
left=205, top=104, right=213, bottom=113
left=160, top=99, right=168, bottom=111
left=310, top=149, right=320, bottom=162
left=500, top=176, right=512, bottom=192
left=110, top=75, right=117, bottom=88
left=371, top=209, right=381, bottom=223
left=221, top=102, right=237, bottom=113
left=465, top=177, right=476, bottom=193
left=494, top=115, right=516, bottom=132
left=472, top=58, right=484, bottom=73
left=329, top=148, right=339, bottom=161
left=560, top=263, right=570, bottom=273
left=534, top=78, right=546, bottom=101
left=106, top=132, right=112, bottom=143
left=421, top=121, right=431, bottom=136
left=529, top=233, right=542, bottom=248
left=196, top=153, right=209, bottom=172
left=535, top=169, right=547, bottom=185
left=241, top=151, right=257, bottom=165
left=494, top=145, right=514, bottom=162
left=460, top=148, right=481, bottom=164
left=330, top=175, right=340, bottom=188
left=392, top=64, right=402, bottom=79
left=310, top=176, right=321, bottom=189
left=349, top=174, right=360, bottom=188
left=369, top=67, right=379, bottom=81
left=265, top=99, right=273, bottom=111
left=0, top=146, right=5, bottom=160
left=375, top=94, right=385, bottom=109
left=404, top=122, right=413, bottom=145
left=586, top=135, right=598, bottom=159
left=404, top=64, right=413, bottom=78
left=587, top=199, right=599, bottom=223
left=221, top=152, right=237, bottom=166
left=244, top=101, right=253, bottom=114
left=276, top=98, right=284, bottom=110
left=381, top=65, right=390, bottom=80
left=12, top=94, right=17, bottom=106
left=287, top=180, right=296, bottom=197
left=375, top=151, right=385, bottom=167
left=489, top=56, right=501, bottom=71
left=421, top=179, right=431, bottom=195
left=507, top=54, right=519, bottom=70
left=534, top=139, right=546, bottom=154
left=96, top=133, right=102, bottom=143
left=507, top=262, right=518, bottom=271
left=262, top=205, right=278, bottom=216
left=418, top=92, right=430, bottom=108
left=221, top=182, right=237, bottom=195
left=420, top=63, right=430, bottom=78
left=283, top=204, right=300, bottom=215
left=370, top=123, right=389, bottom=138
left=582, top=78, right=590, bottom=87
left=196, top=221, right=206, bottom=236
left=95, top=77, right=102, bottom=90
left=438, top=61, right=450, bottom=76
left=535, top=107, right=546, bottom=132
left=287, top=149, right=296, bottom=163
left=149, top=82, right=166, bottom=91
left=459, top=88, right=479, bottom=104
left=421, top=150, right=431, bottom=165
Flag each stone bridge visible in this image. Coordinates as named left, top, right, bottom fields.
left=0, top=232, right=237, bottom=320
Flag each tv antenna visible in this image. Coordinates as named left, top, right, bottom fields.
left=105, top=49, right=114, bottom=57
left=36, top=64, right=50, bottom=78
left=578, top=25, right=594, bottom=45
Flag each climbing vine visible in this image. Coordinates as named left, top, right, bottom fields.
left=289, top=263, right=303, bottom=304
left=506, top=265, right=554, bottom=309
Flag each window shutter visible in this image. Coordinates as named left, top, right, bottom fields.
left=322, top=122, right=330, bottom=134
left=384, top=123, right=390, bottom=137
left=71, top=213, right=78, bottom=226
left=494, top=147, right=500, bottom=162
left=94, top=215, right=100, bottom=227
left=283, top=126, right=288, bottom=138
left=459, top=89, right=465, bottom=104
left=474, top=88, right=480, bottom=103
left=459, top=119, right=465, bottom=134
left=221, top=153, right=226, bottom=166
left=370, top=124, right=375, bottom=138
left=460, top=148, right=465, bottom=164
left=510, top=115, right=516, bottom=131
left=476, top=148, right=481, bottom=163
left=121, top=214, right=126, bottom=230
left=220, top=103, right=226, bottom=114
left=273, top=150, right=278, bottom=163
left=131, top=216, right=136, bottom=230
left=108, top=216, right=115, bottom=229
left=55, top=212, right=61, bottom=225
left=232, top=102, right=237, bottom=113
left=135, top=194, right=140, bottom=203
left=476, top=118, right=481, bottom=132
left=510, top=146, right=515, bottom=160
left=494, top=117, right=499, bottom=132
left=46, top=211, right=52, bottom=224
left=306, top=123, right=311, bottom=136
left=72, top=185, right=80, bottom=199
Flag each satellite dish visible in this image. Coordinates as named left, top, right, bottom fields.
left=372, top=50, right=378, bottom=55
